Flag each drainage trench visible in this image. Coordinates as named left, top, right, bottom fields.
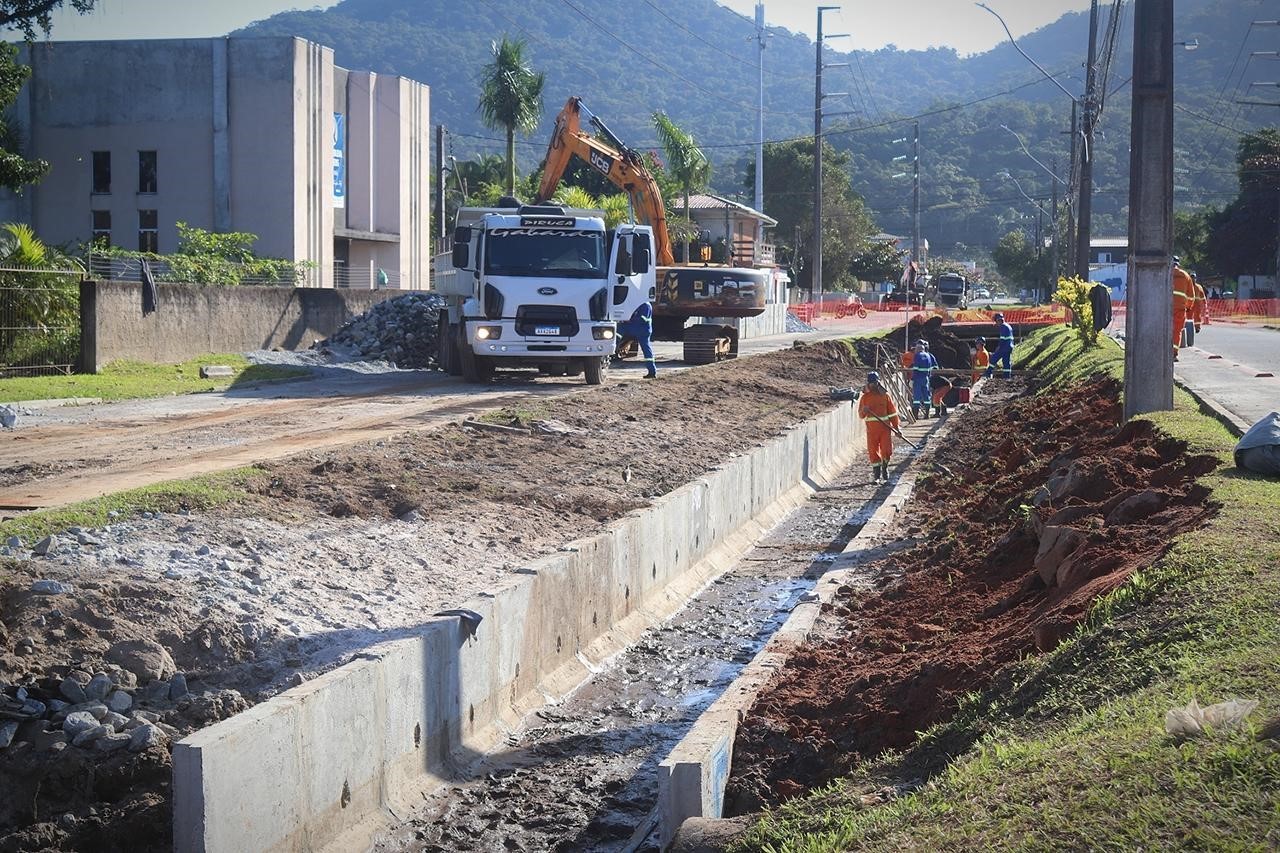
left=375, top=461, right=886, bottom=853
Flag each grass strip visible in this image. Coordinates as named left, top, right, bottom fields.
left=736, top=326, right=1279, bottom=852
left=0, top=469, right=253, bottom=544
left=0, top=354, right=309, bottom=403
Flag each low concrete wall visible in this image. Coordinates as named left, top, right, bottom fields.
left=173, top=401, right=865, bottom=853
left=703, top=303, right=788, bottom=340
left=78, top=280, right=401, bottom=371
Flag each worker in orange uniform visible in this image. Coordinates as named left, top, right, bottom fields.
left=1171, top=257, right=1196, bottom=360
left=1191, top=272, right=1207, bottom=333
left=900, top=346, right=914, bottom=384
left=858, top=371, right=900, bottom=482
left=971, top=336, right=990, bottom=385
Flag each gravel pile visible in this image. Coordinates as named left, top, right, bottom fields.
left=315, top=293, right=446, bottom=369
left=785, top=311, right=816, bottom=333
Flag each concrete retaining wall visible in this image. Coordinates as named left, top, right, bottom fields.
left=704, top=303, right=788, bottom=340
left=78, top=280, right=401, bottom=371
left=173, top=402, right=865, bottom=852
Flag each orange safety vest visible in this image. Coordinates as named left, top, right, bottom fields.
left=858, top=387, right=900, bottom=429
left=1192, top=281, right=1206, bottom=324
left=972, top=346, right=989, bottom=381
left=1172, top=268, right=1195, bottom=312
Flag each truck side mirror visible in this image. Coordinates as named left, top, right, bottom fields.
left=452, top=242, right=470, bottom=269
left=634, top=247, right=651, bottom=274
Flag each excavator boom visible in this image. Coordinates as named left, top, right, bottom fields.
left=537, top=97, right=676, bottom=266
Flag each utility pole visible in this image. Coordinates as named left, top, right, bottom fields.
left=435, top=124, right=446, bottom=255
left=912, top=121, right=921, bottom=267
left=1076, top=0, right=1100, bottom=281
left=754, top=3, right=766, bottom=246
left=1066, top=101, right=1079, bottom=279
left=813, top=5, right=843, bottom=307
left=1124, top=0, right=1175, bottom=418
left=1050, top=156, right=1059, bottom=300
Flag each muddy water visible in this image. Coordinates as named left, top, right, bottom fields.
left=375, top=463, right=888, bottom=853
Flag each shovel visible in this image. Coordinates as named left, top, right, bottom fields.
left=888, top=421, right=921, bottom=452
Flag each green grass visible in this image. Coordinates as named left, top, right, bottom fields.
left=0, top=469, right=253, bottom=544
left=736, top=326, right=1280, bottom=852
left=0, top=354, right=310, bottom=403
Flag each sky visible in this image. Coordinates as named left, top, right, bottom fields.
left=34, top=0, right=1093, bottom=55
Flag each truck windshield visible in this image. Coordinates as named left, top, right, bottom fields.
left=938, top=277, right=965, bottom=292
left=484, top=229, right=606, bottom=279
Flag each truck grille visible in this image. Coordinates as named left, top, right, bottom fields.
left=515, top=305, right=579, bottom=337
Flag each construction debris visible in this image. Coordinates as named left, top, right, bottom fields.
left=315, top=293, right=446, bottom=369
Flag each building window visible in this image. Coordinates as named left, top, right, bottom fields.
left=92, top=151, right=110, bottom=194
left=1098, top=252, right=1111, bottom=264
left=138, top=209, right=158, bottom=253
left=138, top=150, right=157, bottom=194
left=91, top=210, right=111, bottom=247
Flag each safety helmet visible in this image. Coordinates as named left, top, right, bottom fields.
left=975, top=335, right=986, bottom=344
left=867, top=371, right=880, bottom=383
left=993, top=312, right=1005, bottom=322
left=922, top=340, right=930, bottom=349
left=1172, top=256, right=1181, bottom=266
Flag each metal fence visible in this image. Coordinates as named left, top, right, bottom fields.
left=0, top=266, right=84, bottom=377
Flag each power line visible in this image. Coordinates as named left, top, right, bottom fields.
left=552, top=0, right=810, bottom=117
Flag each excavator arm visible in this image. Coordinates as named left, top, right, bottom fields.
left=536, top=97, right=676, bottom=266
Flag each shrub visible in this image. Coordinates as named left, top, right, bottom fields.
left=1053, top=275, right=1098, bottom=347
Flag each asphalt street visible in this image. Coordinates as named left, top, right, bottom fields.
left=1175, top=323, right=1280, bottom=429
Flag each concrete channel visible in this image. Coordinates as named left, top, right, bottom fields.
left=172, top=401, right=867, bottom=852
left=373, top=449, right=895, bottom=851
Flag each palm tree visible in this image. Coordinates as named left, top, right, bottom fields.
left=652, top=112, right=710, bottom=262
left=477, top=37, right=545, bottom=197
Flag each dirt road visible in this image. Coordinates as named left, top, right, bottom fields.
left=0, top=323, right=880, bottom=512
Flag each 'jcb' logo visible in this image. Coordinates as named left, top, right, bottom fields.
left=590, top=151, right=614, bottom=175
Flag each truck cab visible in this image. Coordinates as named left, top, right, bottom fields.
left=935, top=273, right=970, bottom=309
left=435, top=204, right=653, bottom=385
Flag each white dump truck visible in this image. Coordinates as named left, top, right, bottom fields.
left=433, top=203, right=655, bottom=384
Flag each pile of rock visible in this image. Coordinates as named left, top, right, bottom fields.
left=1, top=639, right=245, bottom=757
left=316, top=293, right=446, bottom=369
left=785, top=311, right=816, bottom=333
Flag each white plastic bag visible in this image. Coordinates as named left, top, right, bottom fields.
left=1164, top=698, right=1259, bottom=738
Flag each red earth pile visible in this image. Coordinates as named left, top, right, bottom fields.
left=724, top=377, right=1219, bottom=813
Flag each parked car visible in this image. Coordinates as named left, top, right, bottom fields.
left=972, top=286, right=992, bottom=301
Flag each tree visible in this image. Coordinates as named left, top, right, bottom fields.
left=652, top=112, right=710, bottom=262
left=1206, top=129, right=1280, bottom=276
left=94, top=222, right=309, bottom=285
left=0, top=2, right=97, bottom=190
left=0, top=222, right=80, bottom=366
left=1174, top=209, right=1214, bottom=276
left=747, top=139, right=875, bottom=293
left=476, top=36, right=544, bottom=196
left=848, top=239, right=906, bottom=284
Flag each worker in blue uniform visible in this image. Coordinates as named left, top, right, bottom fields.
left=986, top=312, right=1015, bottom=379
left=618, top=301, right=657, bottom=378
left=910, top=341, right=936, bottom=419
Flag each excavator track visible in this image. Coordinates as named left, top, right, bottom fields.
left=682, top=323, right=736, bottom=365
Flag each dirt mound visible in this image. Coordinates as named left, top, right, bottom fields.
left=0, top=571, right=261, bottom=850
left=850, top=316, right=973, bottom=373
left=724, top=377, right=1219, bottom=813
left=249, top=340, right=868, bottom=527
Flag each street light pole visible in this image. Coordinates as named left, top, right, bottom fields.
left=1075, top=0, right=1100, bottom=282
left=753, top=3, right=766, bottom=246
left=813, top=5, right=845, bottom=309
left=1124, top=0, right=1175, bottom=418
left=913, top=121, right=921, bottom=268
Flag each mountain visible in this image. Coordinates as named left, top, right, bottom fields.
left=237, top=0, right=1276, bottom=253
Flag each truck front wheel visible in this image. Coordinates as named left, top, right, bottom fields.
left=583, top=355, right=608, bottom=386
left=458, top=339, right=494, bottom=383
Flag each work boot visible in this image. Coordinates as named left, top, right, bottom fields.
left=879, top=462, right=889, bottom=480
left=871, top=463, right=881, bottom=482
left=911, top=405, right=920, bottom=419
left=940, top=405, right=949, bottom=417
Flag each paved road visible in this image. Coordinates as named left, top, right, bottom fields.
left=1175, top=324, right=1280, bottom=429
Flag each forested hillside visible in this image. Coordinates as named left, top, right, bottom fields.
left=238, top=0, right=1276, bottom=253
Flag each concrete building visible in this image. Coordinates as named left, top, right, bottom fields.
left=0, top=37, right=430, bottom=288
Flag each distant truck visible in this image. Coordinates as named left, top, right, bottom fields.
left=934, top=272, right=970, bottom=309
left=433, top=203, right=655, bottom=384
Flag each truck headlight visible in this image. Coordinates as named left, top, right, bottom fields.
left=475, top=325, right=502, bottom=341
left=592, top=326, right=615, bottom=340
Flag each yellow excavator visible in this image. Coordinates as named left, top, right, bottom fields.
left=536, top=97, right=773, bottom=364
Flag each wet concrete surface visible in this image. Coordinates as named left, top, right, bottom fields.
left=374, top=460, right=891, bottom=853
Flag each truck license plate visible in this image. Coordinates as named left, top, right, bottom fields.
left=534, top=325, right=561, bottom=336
